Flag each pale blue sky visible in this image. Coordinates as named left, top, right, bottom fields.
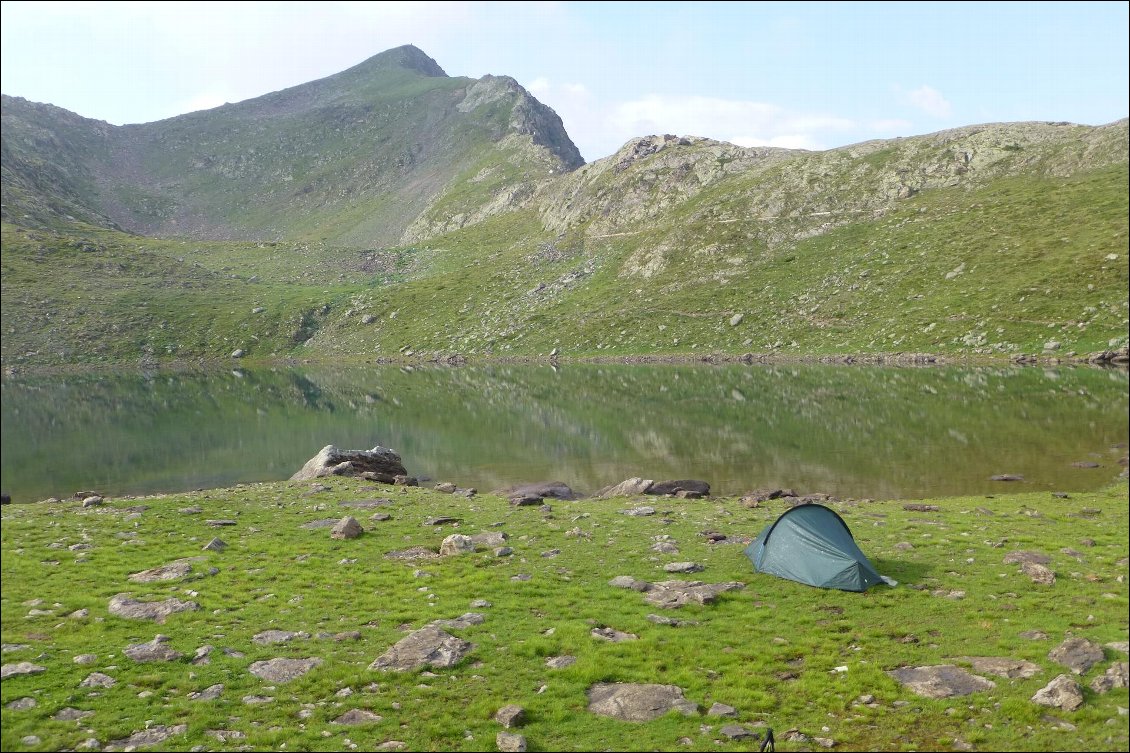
left=2, top=1, right=1127, bottom=162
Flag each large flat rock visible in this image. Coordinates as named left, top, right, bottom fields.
left=887, top=665, right=996, bottom=698
left=368, top=626, right=472, bottom=671
left=291, top=444, right=406, bottom=481
left=586, top=683, right=698, bottom=721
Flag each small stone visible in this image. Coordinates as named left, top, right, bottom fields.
left=546, top=655, right=576, bottom=669
left=73, top=654, right=98, bottom=665
left=720, top=724, right=755, bottom=740
left=6, top=697, right=37, bottom=710
left=331, top=516, right=363, bottom=540
left=332, top=709, right=383, bottom=725
left=663, top=562, right=703, bottom=574
left=495, top=704, right=526, bottom=728
left=202, top=538, right=227, bottom=552
left=707, top=702, right=737, bottom=717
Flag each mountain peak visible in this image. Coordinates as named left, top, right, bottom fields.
left=355, top=45, right=447, bottom=77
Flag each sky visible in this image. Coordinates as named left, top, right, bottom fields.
left=2, top=1, right=1127, bottom=163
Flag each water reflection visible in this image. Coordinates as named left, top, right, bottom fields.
left=1, top=363, right=1126, bottom=501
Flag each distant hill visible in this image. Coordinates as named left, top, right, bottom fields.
left=1, top=47, right=1126, bottom=368
left=1, top=45, right=582, bottom=247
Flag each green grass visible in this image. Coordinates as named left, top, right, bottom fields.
left=2, top=481, right=1127, bottom=751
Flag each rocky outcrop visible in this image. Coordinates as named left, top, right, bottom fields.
left=290, top=445, right=406, bottom=481
left=368, top=626, right=473, bottom=671
left=586, top=683, right=698, bottom=721
left=108, top=594, right=199, bottom=623
left=887, top=665, right=996, bottom=698
left=248, top=657, right=322, bottom=683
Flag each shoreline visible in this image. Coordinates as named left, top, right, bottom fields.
left=4, top=346, right=1128, bottom=379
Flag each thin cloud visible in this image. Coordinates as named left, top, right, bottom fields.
left=907, top=85, right=952, bottom=118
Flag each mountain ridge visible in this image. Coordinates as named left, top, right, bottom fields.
left=1, top=47, right=1126, bottom=368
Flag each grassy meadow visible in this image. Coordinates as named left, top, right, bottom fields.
left=2, top=479, right=1127, bottom=751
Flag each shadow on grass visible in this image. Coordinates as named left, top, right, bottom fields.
left=870, top=556, right=931, bottom=585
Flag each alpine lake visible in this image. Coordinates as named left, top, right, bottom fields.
left=1, top=362, right=1127, bottom=503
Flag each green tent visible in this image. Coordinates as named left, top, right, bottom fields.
left=744, top=504, right=883, bottom=592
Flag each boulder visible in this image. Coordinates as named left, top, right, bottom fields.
left=331, top=516, right=363, bottom=540
left=252, top=630, right=310, bottom=645
left=108, top=594, right=199, bottom=623
left=290, top=444, right=406, bottom=481
left=496, top=481, right=577, bottom=502
left=1090, top=662, right=1128, bottom=693
left=1031, top=674, right=1084, bottom=711
left=1049, top=637, right=1105, bottom=674
left=886, top=665, right=996, bottom=698
left=105, top=724, right=187, bottom=751
left=591, top=627, right=638, bottom=642
left=643, top=580, right=744, bottom=609
left=496, top=732, right=527, bottom=752
left=586, top=683, right=698, bottom=721
left=1021, top=561, right=1056, bottom=585
left=124, top=635, right=184, bottom=663
left=1, top=662, right=45, bottom=679
left=495, top=704, right=526, bottom=728
left=248, top=657, right=322, bottom=683
left=598, top=478, right=655, bottom=498
left=128, top=558, right=204, bottom=583
left=332, top=709, right=383, bottom=725
left=958, top=657, right=1041, bottom=679
left=647, top=480, right=710, bottom=496
left=1003, top=550, right=1051, bottom=565
left=368, top=626, right=472, bottom=671
left=439, top=534, right=475, bottom=556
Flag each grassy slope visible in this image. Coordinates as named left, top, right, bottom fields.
left=302, top=163, right=1129, bottom=359
left=1, top=482, right=1127, bottom=751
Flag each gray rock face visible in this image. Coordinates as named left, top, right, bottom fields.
left=187, top=683, right=224, bottom=701
left=128, top=558, right=203, bottom=583
left=331, top=516, right=363, bottom=540
left=586, top=682, right=698, bottom=721
left=886, top=665, right=996, bottom=698
left=439, top=534, right=475, bottom=556
left=202, top=537, right=227, bottom=551
left=1031, top=674, right=1084, bottom=710
left=105, top=723, right=187, bottom=751
left=496, top=732, right=528, bottom=752
left=469, top=531, right=508, bottom=549
left=647, top=479, right=710, bottom=496
left=546, top=655, right=577, bottom=669
left=79, top=672, right=116, bottom=688
left=332, top=709, right=383, bottom=725
left=248, top=657, right=322, bottom=683
left=6, top=697, right=36, bottom=710
left=495, top=704, right=526, bottom=728
left=1, top=662, right=46, bottom=679
left=1049, top=637, right=1105, bottom=674
left=108, top=593, right=199, bottom=623
left=707, top=702, right=738, bottom=717
left=1090, top=662, right=1128, bottom=693
left=369, top=626, right=472, bottom=671
left=643, top=580, right=745, bottom=609
left=1021, top=561, right=1056, bottom=584
left=591, top=627, right=638, bottom=642
left=959, top=657, right=1041, bottom=679
left=429, top=613, right=485, bottom=630
left=496, top=481, right=577, bottom=502
left=252, top=630, right=310, bottom=645
left=609, top=575, right=651, bottom=591
left=1003, top=551, right=1052, bottom=565
left=124, top=635, right=184, bottom=663
left=290, top=444, right=406, bottom=481
left=663, top=562, right=704, bottom=574
left=598, top=478, right=655, bottom=498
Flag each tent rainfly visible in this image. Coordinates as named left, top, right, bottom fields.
left=744, top=503, right=883, bottom=592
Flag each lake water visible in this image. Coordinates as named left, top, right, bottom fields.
left=1, top=363, right=1126, bottom=503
